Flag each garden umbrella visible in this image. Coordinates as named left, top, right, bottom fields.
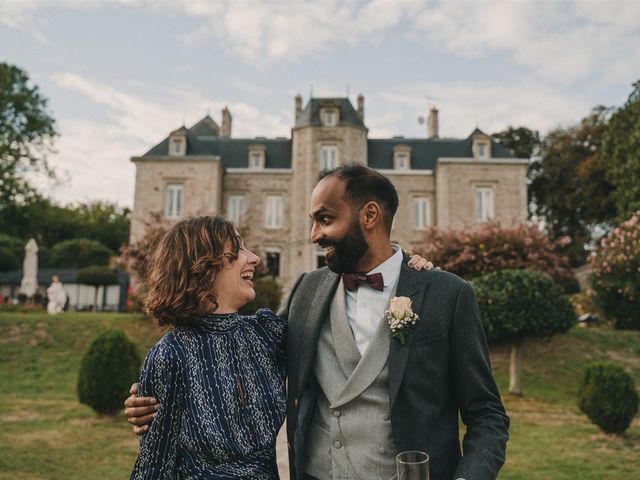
left=19, top=238, right=39, bottom=298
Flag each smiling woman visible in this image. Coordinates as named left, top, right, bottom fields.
left=130, top=215, right=286, bottom=479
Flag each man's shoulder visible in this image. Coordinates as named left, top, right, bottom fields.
left=296, top=266, right=336, bottom=287
left=406, top=267, right=469, bottom=292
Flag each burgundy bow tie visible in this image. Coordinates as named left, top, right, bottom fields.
left=342, top=272, right=384, bottom=292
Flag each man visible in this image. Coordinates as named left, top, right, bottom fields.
left=126, top=164, right=509, bottom=479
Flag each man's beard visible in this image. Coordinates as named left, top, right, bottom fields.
left=318, top=220, right=369, bottom=274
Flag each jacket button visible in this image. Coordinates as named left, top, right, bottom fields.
left=334, top=441, right=342, bottom=449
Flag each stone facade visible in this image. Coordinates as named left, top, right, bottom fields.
left=130, top=96, right=528, bottom=291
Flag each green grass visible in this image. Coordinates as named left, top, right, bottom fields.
left=1, top=312, right=639, bottom=479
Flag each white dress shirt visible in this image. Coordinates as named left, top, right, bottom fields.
left=344, top=244, right=403, bottom=355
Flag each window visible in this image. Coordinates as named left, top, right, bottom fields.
left=266, top=250, right=281, bottom=277
left=249, top=151, right=265, bottom=169
left=477, top=143, right=486, bottom=158
left=228, top=195, right=246, bottom=225
left=475, top=187, right=494, bottom=221
left=169, top=136, right=186, bottom=156
left=324, top=110, right=336, bottom=126
left=320, top=145, right=338, bottom=170
left=264, top=195, right=283, bottom=229
left=164, top=184, right=183, bottom=218
left=172, top=139, right=183, bottom=155
left=412, top=197, right=430, bottom=230
left=395, top=153, right=409, bottom=170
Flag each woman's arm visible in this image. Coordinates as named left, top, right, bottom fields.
left=130, top=339, right=184, bottom=480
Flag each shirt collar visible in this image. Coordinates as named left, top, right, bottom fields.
left=366, top=243, right=403, bottom=287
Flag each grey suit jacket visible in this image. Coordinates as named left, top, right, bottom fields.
left=279, top=259, right=509, bottom=480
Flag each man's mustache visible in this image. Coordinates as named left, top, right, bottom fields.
left=317, top=239, right=338, bottom=248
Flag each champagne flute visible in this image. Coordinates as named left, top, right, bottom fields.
left=395, top=450, right=429, bottom=480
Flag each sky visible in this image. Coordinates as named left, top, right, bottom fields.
left=1, top=0, right=639, bottom=207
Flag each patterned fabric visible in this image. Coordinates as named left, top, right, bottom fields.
left=130, top=308, right=286, bottom=480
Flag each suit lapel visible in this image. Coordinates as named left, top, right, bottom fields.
left=296, top=269, right=341, bottom=391
left=388, top=261, right=429, bottom=407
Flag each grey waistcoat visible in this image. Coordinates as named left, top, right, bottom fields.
left=304, top=282, right=397, bottom=480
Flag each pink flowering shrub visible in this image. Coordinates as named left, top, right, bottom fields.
left=589, top=211, right=640, bottom=329
left=415, top=221, right=576, bottom=291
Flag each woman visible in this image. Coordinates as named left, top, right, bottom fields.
left=130, top=216, right=286, bottom=479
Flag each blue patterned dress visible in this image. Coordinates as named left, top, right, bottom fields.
left=130, top=308, right=286, bottom=480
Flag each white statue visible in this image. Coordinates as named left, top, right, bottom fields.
left=47, top=275, right=67, bottom=314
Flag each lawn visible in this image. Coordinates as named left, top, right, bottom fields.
left=1, top=311, right=639, bottom=479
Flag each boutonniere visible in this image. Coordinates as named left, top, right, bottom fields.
left=385, top=296, right=419, bottom=345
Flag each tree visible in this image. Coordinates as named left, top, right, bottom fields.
left=492, top=126, right=540, bottom=159
left=415, top=221, right=577, bottom=292
left=529, top=107, right=617, bottom=265
left=0, top=62, right=56, bottom=210
left=76, top=266, right=119, bottom=311
left=75, top=201, right=131, bottom=253
left=50, top=238, right=114, bottom=268
left=602, top=80, right=640, bottom=220
left=472, top=269, right=577, bottom=396
left=0, top=246, right=19, bottom=272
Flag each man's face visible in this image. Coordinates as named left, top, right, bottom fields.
left=309, top=176, right=369, bottom=273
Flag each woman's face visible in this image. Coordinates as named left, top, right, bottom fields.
left=212, top=236, right=261, bottom=313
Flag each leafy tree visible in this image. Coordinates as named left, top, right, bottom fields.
left=76, top=265, right=119, bottom=311
left=0, top=246, right=19, bottom=272
left=0, top=62, right=56, bottom=210
left=602, top=80, right=640, bottom=220
left=75, top=201, right=131, bottom=252
left=472, top=269, right=577, bottom=396
left=589, top=211, right=640, bottom=329
left=529, top=107, right=617, bottom=265
left=0, top=233, right=24, bottom=262
left=415, top=221, right=577, bottom=292
left=50, top=238, right=114, bottom=268
left=492, top=126, right=540, bottom=159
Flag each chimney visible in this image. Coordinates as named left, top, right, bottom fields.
left=428, top=106, right=439, bottom=139
left=357, top=94, right=364, bottom=121
left=221, top=106, right=232, bottom=138
left=295, top=94, right=302, bottom=121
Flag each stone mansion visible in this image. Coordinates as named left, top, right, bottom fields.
left=130, top=95, right=528, bottom=289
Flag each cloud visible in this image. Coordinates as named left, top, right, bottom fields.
left=413, top=0, right=640, bottom=86
left=43, top=72, right=291, bottom=206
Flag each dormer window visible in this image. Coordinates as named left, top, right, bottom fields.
left=169, top=130, right=187, bottom=156
left=470, top=129, right=492, bottom=159
left=321, top=108, right=338, bottom=127
left=393, top=144, right=411, bottom=170
left=248, top=144, right=266, bottom=169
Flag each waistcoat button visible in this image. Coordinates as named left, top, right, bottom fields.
left=383, top=414, right=390, bottom=421
left=378, top=446, right=386, bottom=454
left=334, top=441, right=342, bottom=449
left=332, top=410, right=341, bottom=417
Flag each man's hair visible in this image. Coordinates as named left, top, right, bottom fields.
left=318, top=163, right=399, bottom=233
left=142, top=215, right=240, bottom=326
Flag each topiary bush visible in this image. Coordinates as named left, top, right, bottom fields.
left=77, top=266, right=119, bottom=311
left=578, top=361, right=639, bottom=435
left=77, top=329, right=141, bottom=414
left=50, top=238, right=114, bottom=268
left=472, top=269, right=577, bottom=395
left=589, top=211, right=640, bottom=329
left=239, top=276, right=283, bottom=315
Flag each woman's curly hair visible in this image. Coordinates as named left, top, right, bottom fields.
left=142, top=215, right=240, bottom=326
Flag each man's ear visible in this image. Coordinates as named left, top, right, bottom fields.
left=360, top=201, right=383, bottom=231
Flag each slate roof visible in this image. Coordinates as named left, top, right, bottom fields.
left=295, top=97, right=366, bottom=129
left=138, top=106, right=516, bottom=171
left=367, top=137, right=515, bottom=170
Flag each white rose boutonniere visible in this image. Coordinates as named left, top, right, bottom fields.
left=385, top=296, right=419, bottom=345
